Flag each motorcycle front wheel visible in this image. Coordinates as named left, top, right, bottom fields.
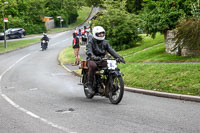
left=109, top=76, right=124, bottom=104
left=82, top=73, right=94, bottom=99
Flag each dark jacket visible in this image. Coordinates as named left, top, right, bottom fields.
left=41, top=36, right=49, bottom=43
left=86, top=38, right=120, bottom=59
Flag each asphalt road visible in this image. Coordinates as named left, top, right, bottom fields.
left=0, top=29, right=200, bottom=133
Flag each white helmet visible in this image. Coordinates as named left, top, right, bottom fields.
left=92, top=26, right=105, bottom=40
left=43, top=33, right=47, bottom=36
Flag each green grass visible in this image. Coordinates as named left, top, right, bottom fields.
left=118, top=33, right=164, bottom=57
left=119, top=63, right=200, bottom=96
left=0, top=38, right=40, bottom=53
left=124, top=43, right=200, bottom=63
left=59, top=46, right=75, bottom=64
left=68, top=6, right=92, bottom=28
left=47, top=6, right=92, bottom=34
left=117, top=33, right=200, bottom=96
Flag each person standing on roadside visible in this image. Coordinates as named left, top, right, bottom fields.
left=77, top=29, right=82, bottom=45
left=72, top=33, right=80, bottom=66
left=85, top=29, right=93, bottom=44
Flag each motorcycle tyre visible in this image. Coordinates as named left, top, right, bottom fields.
left=109, top=76, right=124, bottom=104
left=82, top=74, right=94, bottom=99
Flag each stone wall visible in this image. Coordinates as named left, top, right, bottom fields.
left=165, top=30, right=200, bottom=57
left=165, top=30, right=177, bottom=55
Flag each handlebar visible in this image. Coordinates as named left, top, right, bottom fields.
left=100, top=57, right=125, bottom=64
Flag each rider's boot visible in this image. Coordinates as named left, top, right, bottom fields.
left=87, top=78, right=95, bottom=95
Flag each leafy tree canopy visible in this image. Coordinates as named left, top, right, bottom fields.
left=91, top=0, right=142, bottom=51
left=141, top=0, right=196, bottom=40
left=84, top=0, right=103, bottom=7
left=0, top=0, right=84, bottom=34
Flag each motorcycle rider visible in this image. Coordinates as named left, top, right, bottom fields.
left=41, top=33, right=49, bottom=50
left=86, top=26, right=125, bottom=94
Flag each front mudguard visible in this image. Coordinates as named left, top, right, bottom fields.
left=109, top=70, right=124, bottom=77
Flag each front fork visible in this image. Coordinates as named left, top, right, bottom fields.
left=81, top=69, right=88, bottom=86
left=107, top=70, right=123, bottom=93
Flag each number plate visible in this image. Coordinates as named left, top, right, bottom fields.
left=107, top=60, right=117, bottom=70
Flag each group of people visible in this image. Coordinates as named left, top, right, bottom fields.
left=73, top=25, right=125, bottom=94
left=72, top=26, right=92, bottom=66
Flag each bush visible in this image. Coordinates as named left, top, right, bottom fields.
left=175, top=1, right=200, bottom=50
left=5, top=16, right=46, bottom=34
left=91, top=0, right=142, bottom=51
left=24, top=23, right=46, bottom=34
left=175, top=17, right=200, bottom=49
left=7, top=17, right=25, bottom=28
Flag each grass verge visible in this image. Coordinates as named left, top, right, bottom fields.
left=118, top=33, right=164, bottom=57
left=0, top=38, right=40, bottom=53
left=58, top=46, right=74, bottom=64
left=118, top=33, right=200, bottom=96
left=119, top=63, right=200, bottom=96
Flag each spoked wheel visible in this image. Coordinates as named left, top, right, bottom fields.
left=109, top=76, right=124, bottom=104
left=82, top=72, right=94, bottom=99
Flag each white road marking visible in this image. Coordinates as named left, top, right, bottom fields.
left=0, top=53, right=74, bottom=133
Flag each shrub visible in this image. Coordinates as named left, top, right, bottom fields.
left=175, top=17, right=200, bottom=49
left=174, top=1, right=200, bottom=49
left=91, top=0, right=142, bottom=51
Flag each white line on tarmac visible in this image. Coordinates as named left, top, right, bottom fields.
left=0, top=54, right=74, bottom=133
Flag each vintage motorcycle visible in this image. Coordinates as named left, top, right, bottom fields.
left=81, top=58, right=125, bottom=104
left=41, top=40, right=48, bottom=51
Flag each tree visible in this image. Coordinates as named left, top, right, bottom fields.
left=141, top=0, right=196, bottom=42
left=91, top=0, right=142, bottom=50
left=126, top=0, right=144, bottom=14
left=6, top=0, right=46, bottom=34
left=0, top=0, right=82, bottom=33
left=84, top=0, right=103, bottom=7
left=174, top=1, right=200, bottom=51
left=44, top=0, right=82, bottom=27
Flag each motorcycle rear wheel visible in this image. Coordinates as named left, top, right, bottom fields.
left=109, top=76, right=124, bottom=104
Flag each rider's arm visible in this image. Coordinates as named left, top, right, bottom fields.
left=105, top=41, right=120, bottom=59
left=86, top=40, right=94, bottom=58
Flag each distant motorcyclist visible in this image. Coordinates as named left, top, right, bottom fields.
left=41, top=33, right=49, bottom=51
left=86, top=26, right=125, bottom=94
